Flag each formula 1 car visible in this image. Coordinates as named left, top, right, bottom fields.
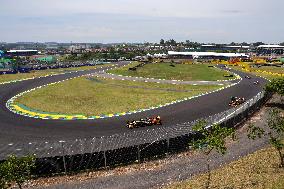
left=126, top=116, right=162, bottom=129
left=253, top=81, right=259, bottom=85
left=223, top=73, right=234, bottom=77
left=229, top=96, right=245, bottom=107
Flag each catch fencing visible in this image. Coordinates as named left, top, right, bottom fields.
left=0, top=91, right=270, bottom=175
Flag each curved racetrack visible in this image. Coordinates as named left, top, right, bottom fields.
left=0, top=62, right=267, bottom=144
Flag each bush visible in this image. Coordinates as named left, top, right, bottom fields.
left=0, top=155, right=35, bottom=189
left=265, top=78, right=284, bottom=97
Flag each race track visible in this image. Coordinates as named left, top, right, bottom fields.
left=0, top=62, right=267, bottom=145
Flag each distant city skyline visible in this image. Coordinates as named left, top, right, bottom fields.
left=0, top=0, right=283, bottom=43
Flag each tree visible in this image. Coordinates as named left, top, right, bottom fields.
left=0, top=155, right=35, bottom=189
left=280, top=42, right=284, bottom=46
left=0, top=165, right=7, bottom=189
left=165, top=39, right=177, bottom=46
left=253, top=42, right=265, bottom=47
left=185, top=40, right=190, bottom=45
left=147, top=56, right=153, bottom=62
left=169, top=39, right=176, bottom=45
left=248, top=108, right=284, bottom=167
left=185, top=41, right=201, bottom=48
left=265, top=78, right=284, bottom=97
left=191, top=120, right=235, bottom=189
left=230, top=42, right=237, bottom=46
left=241, top=42, right=250, bottom=46
left=160, top=39, right=165, bottom=45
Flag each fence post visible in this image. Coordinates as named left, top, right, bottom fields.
left=137, top=145, right=141, bottom=163
left=103, top=150, right=107, bottom=168
left=59, top=140, right=67, bottom=174
left=166, top=138, right=170, bottom=156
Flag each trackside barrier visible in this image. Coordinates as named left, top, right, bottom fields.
left=0, top=91, right=271, bottom=175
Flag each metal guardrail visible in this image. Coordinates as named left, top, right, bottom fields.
left=0, top=91, right=270, bottom=175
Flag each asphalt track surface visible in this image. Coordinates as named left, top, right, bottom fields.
left=0, top=62, right=267, bottom=145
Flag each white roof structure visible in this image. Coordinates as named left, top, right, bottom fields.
left=168, top=51, right=249, bottom=58
left=201, top=45, right=216, bottom=47
left=7, top=50, right=38, bottom=53
left=153, top=53, right=167, bottom=57
left=257, top=45, right=284, bottom=48
left=226, top=45, right=250, bottom=49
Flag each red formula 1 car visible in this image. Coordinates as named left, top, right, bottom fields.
left=229, top=96, right=245, bottom=107
left=126, top=116, right=162, bottom=129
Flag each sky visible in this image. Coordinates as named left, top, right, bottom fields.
left=0, top=0, right=283, bottom=43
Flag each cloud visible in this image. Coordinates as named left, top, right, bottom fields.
left=0, top=0, right=283, bottom=43
left=220, top=10, right=243, bottom=14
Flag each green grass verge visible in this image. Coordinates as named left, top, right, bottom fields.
left=15, top=77, right=223, bottom=116
left=166, top=144, right=284, bottom=189
left=0, top=64, right=113, bottom=83
left=108, top=62, right=235, bottom=81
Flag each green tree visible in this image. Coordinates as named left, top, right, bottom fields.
left=265, top=78, right=284, bottom=97
left=0, top=155, right=35, bottom=189
left=147, top=56, right=153, bottom=62
left=191, top=120, right=235, bottom=189
left=0, top=164, right=8, bottom=189
left=248, top=109, right=284, bottom=167
left=160, top=39, right=165, bottom=45
left=253, top=42, right=265, bottom=47
left=241, top=42, right=250, bottom=46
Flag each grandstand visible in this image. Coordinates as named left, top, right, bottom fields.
left=200, top=45, right=250, bottom=52
left=257, top=45, right=284, bottom=55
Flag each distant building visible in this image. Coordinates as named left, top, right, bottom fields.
left=0, top=50, right=4, bottom=58
left=30, top=55, right=57, bottom=63
left=6, top=50, right=38, bottom=57
left=168, top=51, right=249, bottom=59
left=68, top=44, right=91, bottom=52
left=257, top=45, right=284, bottom=55
left=45, top=42, right=59, bottom=50
left=200, top=45, right=250, bottom=52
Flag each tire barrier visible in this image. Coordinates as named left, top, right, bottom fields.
left=0, top=91, right=271, bottom=176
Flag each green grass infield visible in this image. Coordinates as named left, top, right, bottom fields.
left=14, top=77, right=224, bottom=116
left=108, top=62, right=236, bottom=81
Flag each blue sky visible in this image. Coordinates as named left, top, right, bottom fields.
left=0, top=0, right=283, bottom=43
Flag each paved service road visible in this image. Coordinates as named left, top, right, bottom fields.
left=0, top=62, right=267, bottom=144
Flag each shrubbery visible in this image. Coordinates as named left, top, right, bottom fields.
left=0, top=155, right=35, bottom=189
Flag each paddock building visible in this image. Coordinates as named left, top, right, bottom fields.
left=257, top=45, right=284, bottom=55
left=168, top=51, right=249, bottom=60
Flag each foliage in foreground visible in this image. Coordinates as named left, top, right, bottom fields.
left=167, top=144, right=284, bottom=189
left=191, top=121, right=235, bottom=189
left=0, top=155, right=35, bottom=189
left=265, top=78, right=284, bottom=97
left=248, top=108, right=284, bottom=167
